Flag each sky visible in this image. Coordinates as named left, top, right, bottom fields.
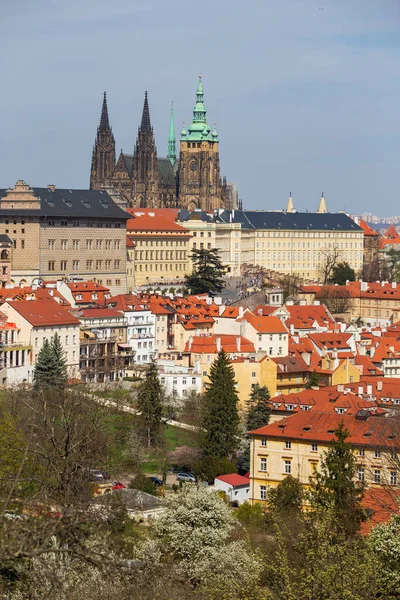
left=0, top=0, right=399, bottom=215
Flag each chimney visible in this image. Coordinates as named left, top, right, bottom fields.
left=377, top=380, right=383, bottom=391
left=301, top=352, right=311, bottom=366
left=290, top=324, right=295, bottom=336
left=188, top=336, right=193, bottom=351
left=216, top=337, right=221, bottom=353
left=236, top=337, right=241, bottom=353
left=360, top=281, right=368, bottom=292
left=370, top=347, right=375, bottom=358
left=313, top=300, right=320, bottom=306
left=337, top=384, right=344, bottom=392
left=392, top=282, right=397, bottom=289
left=238, top=306, right=244, bottom=318
left=219, top=305, right=225, bottom=316
left=48, top=184, right=56, bottom=192
left=366, top=384, right=372, bottom=395
left=358, top=386, right=363, bottom=395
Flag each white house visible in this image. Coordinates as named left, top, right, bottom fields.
left=214, top=474, right=250, bottom=505
left=240, top=314, right=289, bottom=357
left=157, top=359, right=202, bottom=399
left=0, top=299, right=81, bottom=380
left=126, top=308, right=155, bottom=364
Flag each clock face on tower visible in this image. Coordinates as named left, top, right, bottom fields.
left=190, top=160, right=197, bottom=172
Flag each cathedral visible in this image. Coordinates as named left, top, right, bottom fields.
left=90, top=77, right=227, bottom=210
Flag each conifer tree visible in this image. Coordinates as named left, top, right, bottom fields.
left=310, top=421, right=365, bottom=536
left=185, top=248, right=226, bottom=295
left=33, top=339, right=59, bottom=391
left=246, top=384, right=271, bottom=432
left=305, top=370, right=319, bottom=389
left=50, top=333, right=68, bottom=388
left=201, top=350, right=240, bottom=459
left=136, top=359, right=164, bottom=448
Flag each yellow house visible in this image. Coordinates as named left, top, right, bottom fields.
left=229, top=356, right=277, bottom=408
left=249, top=410, right=397, bottom=504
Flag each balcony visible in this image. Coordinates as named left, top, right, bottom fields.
left=129, top=333, right=154, bottom=340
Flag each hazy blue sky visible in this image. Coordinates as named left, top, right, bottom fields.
left=0, top=0, right=399, bottom=214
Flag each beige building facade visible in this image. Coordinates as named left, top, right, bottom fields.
left=0, top=181, right=129, bottom=295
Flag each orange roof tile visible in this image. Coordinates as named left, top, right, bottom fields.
left=185, top=334, right=255, bottom=354
left=126, top=214, right=190, bottom=233
left=4, top=300, right=80, bottom=327
left=243, top=313, right=288, bottom=334
left=359, top=219, right=379, bottom=236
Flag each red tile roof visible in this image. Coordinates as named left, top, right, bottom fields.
left=285, top=304, right=335, bottom=330
left=78, top=308, right=124, bottom=319
left=215, top=474, right=250, bottom=487
left=243, top=313, right=288, bottom=334
left=250, top=410, right=395, bottom=448
left=126, top=214, right=190, bottom=233
left=361, top=487, right=400, bottom=534
left=4, top=300, right=80, bottom=327
left=254, top=305, right=278, bottom=316
left=185, top=334, right=255, bottom=354
left=359, top=219, right=379, bottom=237
left=126, top=208, right=179, bottom=220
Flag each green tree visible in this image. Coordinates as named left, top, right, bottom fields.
left=330, top=261, right=356, bottom=285
left=268, top=475, right=303, bottom=515
left=246, top=384, right=271, bottom=431
left=185, top=248, right=226, bottom=295
left=194, top=456, right=236, bottom=484
left=201, top=350, right=240, bottom=459
left=50, top=333, right=68, bottom=388
left=310, top=421, right=365, bottom=536
left=136, top=360, right=164, bottom=448
left=33, top=339, right=58, bottom=391
left=33, top=335, right=68, bottom=391
left=385, top=247, right=400, bottom=282
left=305, top=370, right=319, bottom=388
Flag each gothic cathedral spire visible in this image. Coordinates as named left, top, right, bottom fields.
left=131, top=92, right=159, bottom=208
left=167, top=103, right=176, bottom=167
left=90, top=92, right=116, bottom=189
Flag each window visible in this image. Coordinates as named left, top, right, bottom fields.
left=390, top=471, right=397, bottom=486
left=48, top=261, right=55, bottom=271
left=311, top=443, right=318, bottom=452
left=96, top=239, right=102, bottom=250
left=358, top=467, right=364, bottom=482
left=260, top=458, right=267, bottom=472
left=96, top=260, right=102, bottom=270
left=252, top=371, right=256, bottom=378
left=261, top=438, right=267, bottom=447
left=284, top=460, right=291, bottom=474
left=86, top=240, right=92, bottom=250
left=285, top=440, right=291, bottom=449
left=48, top=239, right=55, bottom=249
left=72, top=239, right=79, bottom=249
left=86, top=260, right=93, bottom=270
left=73, top=260, right=79, bottom=270
left=260, top=485, right=267, bottom=500
left=114, top=260, right=120, bottom=269
left=65, top=335, right=69, bottom=345
left=73, top=335, right=76, bottom=345
left=21, top=240, right=25, bottom=249
left=61, top=239, right=67, bottom=250
left=358, top=448, right=365, bottom=457
left=373, top=469, right=381, bottom=484
left=61, top=220, right=67, bottom=227
left=374, top=449, right=381, bottom=458
left=60, top=261, right=67, bottom=270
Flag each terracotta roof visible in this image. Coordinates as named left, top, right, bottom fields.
left=354, top=354, right=384, bottom=376
left=285, top=304, right=335, bottom=330
left=385, top=224, right=399, bottom=239
left=243, top=313, right=288, bottom=334
left=78, top=308, right=124, bottom=319
left=126, top=236, right=135, bottom=247
left=361, top=488, right=400, bottom=534
left=254, top=305, right=278, bottom=316
left=308, top=332, right=352, bottom=351
left=126, top=214, right=190, bottom=233
left=273, top=355, right=310, bottom=373
left=215, top=474, right=250, bottom=487
left=359, top=219, right=379, bottom=236
left=4, top=300, right=80, bottom=327
left=126, top=208, right=179, bottom=221
left=67, top=281, right=109, bottom=292
left=249, top=410, right=395, bottom=447
left=0, top=286, right=70, bottom=306
left=269, top=388, right=380, bottom=416
left=185, top=334, right=255, bottom=354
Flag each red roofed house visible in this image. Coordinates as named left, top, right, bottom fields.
left=283, top=302, right=335, bottom=336
left=125, top=213, right=192, bottom=288
left=240, top=314, right=289, bottom=357
left=1, top=299, right=81, bottom=381
left=359, top=219, right=379, bottom=266
left=0, top=312, right=33, bottom=387
left=249, top=410, right=398, bottom=506
left=214, top=473, right=250, bottom=505
left=57, top=280, right=111, bottom=308
left=184, top=334, right=256, bottom=366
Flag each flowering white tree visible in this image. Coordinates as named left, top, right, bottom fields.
left=369, top=513, right=400, bottom=600
left=151, top=486, right=263, bottom=591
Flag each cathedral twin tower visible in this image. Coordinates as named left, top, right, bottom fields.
left=90, top=77, right=225, bottom=211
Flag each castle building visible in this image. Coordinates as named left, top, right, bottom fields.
left=90, top=77, right=226, bottom=211
left=0, top=180, right=129, bottom=295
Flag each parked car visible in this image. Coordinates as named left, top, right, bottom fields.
left=89, top=469, right=110, bottom=482
left=176, top=473, right=196, bottom=483
left=148, top=476, right=163, bottom=487
left=112, top=481, right=125, bottom=490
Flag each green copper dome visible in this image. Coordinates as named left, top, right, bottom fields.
left=181, top=75, right=217, bottom=143
left=181, top=124, right=187, bottom=138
